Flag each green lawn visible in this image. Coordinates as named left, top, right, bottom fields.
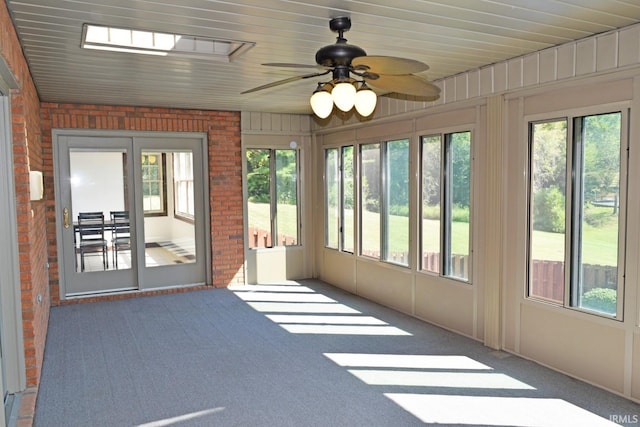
left=249, top=202, right=618, bottom=266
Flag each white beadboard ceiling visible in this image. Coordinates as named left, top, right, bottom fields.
left=6, top=0, right=640, bottom=115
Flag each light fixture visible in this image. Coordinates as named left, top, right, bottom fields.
left=310, top=79, right=377, bottom=119
left=354, top=82, right=377, bottom=117
left=310, top=84, right=334, bottom=119
left=331, top=81, right=357, bottom=112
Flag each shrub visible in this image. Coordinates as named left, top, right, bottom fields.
left=533, top=187, right=565, bottom=233
left=582, top=287, right=616, bottom=314
left=422, top=204, right=440, bottom=220
left=583, top=205, right=614, bottom=227
left=451, top=205, right=470, bottom=223
left=389, top=204, right=409, bottom=217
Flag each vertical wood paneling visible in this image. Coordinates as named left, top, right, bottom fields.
left=576, top=38, right=597, bottom=75
left=483, top=95, right=503, bottom=350
left=619, top=26, right=640, bottom=67
left=444, top=76, right=456, bottom=104
left=455, top=74, right=468, bottom=100
left=539, top=49, right=556, bottom=83
left=480, top=67, right=493, bottom=96
left=260, top=113, right=271, bottom=131
left=270, top=113, right=281, bottom=131
left=468, top=70, right=480, bottom=98
left=242, top=112, right=311, bottom=133
left=522, top=53, right=539, bottom=87
left=557, top=44, right=575, bottom=80
left=250, top=112, right=261, bottom=130
left=597, top=32, right=618, bottom=71
left=493, top=63, right=507, bottom=93
left=508, top=58, right=523, bottom=90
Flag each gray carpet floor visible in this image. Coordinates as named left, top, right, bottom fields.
left=34, top=279, right=639, bottom=426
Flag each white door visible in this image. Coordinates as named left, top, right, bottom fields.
left=55, top=132, right=210, bottom=297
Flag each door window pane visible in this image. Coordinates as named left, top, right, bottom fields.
left=421, top=135, right=441, bottom=273
left=174, top=152, right=194, bottom=219
left=529, top=120, right=567, bottom=304
left=70, top=150, right=130, bottom=272
left=143, top=151, right=196, bottom=267
left=360, top=143, right=381, bottom=258
left=141, top=153, right=166, bottom=214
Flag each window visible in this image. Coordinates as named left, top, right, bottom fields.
left=173, top=152, right=194, bottom=220
left=529, top=120, right=567, bottom=303
left=420, top=131, right=472, bottom=281
left=325, top=148, right=339, bottom=249
left=528, top=112, right=624, bottom=318
left=324, top=146, right=354, bottom=252
left=360, top=139, right=409, bottom=265
left=141, top=153, right=167, bottom=215
left=342, top=146, right=355, bottom=253
left=246, top=148, right=299, bottom=248
left=421, top=136, right=442, bottom=273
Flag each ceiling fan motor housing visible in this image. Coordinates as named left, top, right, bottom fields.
left=315, top=43, right=366, bottom=67
left=315, top=16, right=367, bottom=67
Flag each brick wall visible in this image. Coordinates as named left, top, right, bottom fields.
left=40, top=104, right=246, bottom=304
left=1, top=0, right=50, bottom=387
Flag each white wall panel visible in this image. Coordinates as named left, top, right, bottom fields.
left=355, top=261, right=413, bottom=314
left=455, top=74, right=468, bottom=101
left=480, top=67, right=493, bottom=96
left=445, top=76, right=456, bottom=104
left=507, top=58, right=523, bottom=90
left=522, top=53, right=539, bottom=87
left=556, top=43, right=575, bottom=80
left=467, top=70, right=480, bottom=99
left=493, top=63, right=507, bottom=93
left=414, top=274, right=474, bottom=338
left=597, top=32, right=618, bottom=72
left=619, top=26, right=640, bottom=67
left=539, top=49, right=556, bottom=83
left=576, top=38, right=597, bottom=75
left=320, top=249, right=356, bottom=294
left=520, top=303, right=625, bottom=393
left=634, top=332, right=640, bottom=401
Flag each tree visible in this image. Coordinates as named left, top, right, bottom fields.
left=582, top=112, right=620, bottom=203
left=246, top=149, right=270, bottom=203
left=450, top=131, right=471, bottom=208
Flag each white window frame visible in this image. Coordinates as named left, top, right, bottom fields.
left=526, top=106, right=628, bottom=320
left=419, top=129, right=473, bottom=282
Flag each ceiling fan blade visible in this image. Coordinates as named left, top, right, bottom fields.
left=242, top=70, right=330, bottom=94
left=352, top=56, right=429, bottom=75
left=262, top=63, right=325, bottom=69
left=367, top=74, right=441, bottom=97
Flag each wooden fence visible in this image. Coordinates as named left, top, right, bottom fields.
left=252, top=232, right=615, bottom=297
left=248, top=227, right=297, bottom=248
left=529, top=259, right=617, bottom=302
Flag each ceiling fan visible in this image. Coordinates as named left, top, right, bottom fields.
left=242, top=16, right=440, bottom=118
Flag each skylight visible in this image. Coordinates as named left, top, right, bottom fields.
left=81, top=24, right=254, bottom=61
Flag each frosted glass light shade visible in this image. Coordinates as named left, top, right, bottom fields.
left=354, top=86, right=377, bottom=117
left=332, top=82, right=356, bottom=112
left=310, top=89, right=333, bottom=119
